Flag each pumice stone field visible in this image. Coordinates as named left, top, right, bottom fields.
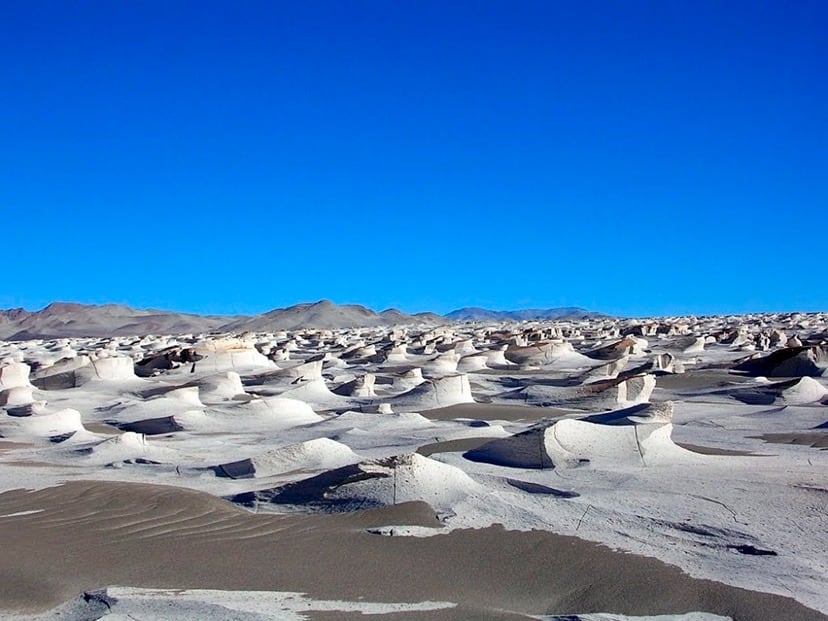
left=0, top=304, right=826, bottom=621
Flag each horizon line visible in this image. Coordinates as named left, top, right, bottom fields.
left=2, top=298, right=826, bottom=322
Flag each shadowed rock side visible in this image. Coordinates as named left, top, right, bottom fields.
left=115, top=416, right=184, bottom=435
left=716, top=376, right=828, bottom=405
left=465, top=403, right=693, bottom=469
left=732, top=345, right=828, bottom=377
left=0, top=481, right=824, bottom=621
left=464, top=425, right=558, bottom=469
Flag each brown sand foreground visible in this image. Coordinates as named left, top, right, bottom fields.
left=0, top=481, right=825, bottom=620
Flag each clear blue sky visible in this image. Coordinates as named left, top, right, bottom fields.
left=1, top=0, right=825, bottom=318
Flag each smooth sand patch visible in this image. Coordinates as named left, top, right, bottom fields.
left=754, top=432, right=828, bottom=449
left=656, top=372, right=754, bottom=392
left=0, top=480, right=825, bottom=620
left=675, top=442, right=763, bottom=456
left=422, top=402, right=567, bottom=422
left=307, top=608, right=536, bottom=620
left=416, top=436, right=495, bottom=456
left=0, top=441, right=33, bottom=453
left=81, top=422, right=120, bottom=435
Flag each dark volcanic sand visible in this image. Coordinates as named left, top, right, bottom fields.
left=0, top=480, right=825, bottom=620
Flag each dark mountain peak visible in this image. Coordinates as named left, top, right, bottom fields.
left=0, top=307, right=30, bottom=320
left=220, top=301, right=442, bottom=332
left=42, top=301, right=91, bottom=313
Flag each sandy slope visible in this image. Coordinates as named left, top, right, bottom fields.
left=0, top=481, right=824, bottom=620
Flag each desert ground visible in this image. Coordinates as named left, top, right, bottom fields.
left=1, top=309, right=826, bottom=620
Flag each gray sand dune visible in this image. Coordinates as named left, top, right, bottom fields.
left=674, top=442, right=762, bottom=456
left=307, top=608, right=537, bottom=620
left=754, top=432, right=828, bottom=449
left=0, top=480, right=825, bottom=620
left=0, top=441, right=33, bottom=453
left=416, top=436, right=496, bottom=456
left=655, top=371, right=754, bottom=392
left=422, top=402, right=567, bottom=422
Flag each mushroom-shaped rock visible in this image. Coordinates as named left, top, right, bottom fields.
left=0, top=385, right=35, bottom=407
left=586, top=337, right=644, bottom=361
left=385, top=344, right=409, bottom=363
left=422, top=352, right=460, bottom=375
left=509, top=374, right=656, bottom=410
left=241, top=397, right=323, bottom=428
left=683, top=337, right=707, bottom=354
left=278, top=359, right=324, bottom=380
left=333, top=373, right=377, bottom=398
left=391, top=374, right=474, bottom=410
left=392, top=368, right=425, bottom=392
left=277, top=378, right=347, bottom=409
left=505, top=341, right=588, bottom=367
left=31, top=356, right=92, bottom=389
left=197, top=372, right=246, bottom=400
left=76, top=355, right=136, bottom=383
left=652, top=352, right=680, bottom=373
left=457, top=354, right=490, bottom=373
left=165, top=386, right=205, bottom=407
left=135, top=347, right=202, bottom=377
left=579, top=356, right=629, bottom=382
left=0, top=408, right=85, bottom=441
left=0, top=361, right=31, bottom=389
left=483, top=346, right=514, bottom=368
left=193, top=337, right=276, bottom=372
left=466, top=413, right=696, bottom=470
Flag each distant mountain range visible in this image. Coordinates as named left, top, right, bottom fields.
left=445, top=306, right=606, bottom=322
left=0, top=301, right=604, bottom=340
left=220, top=300, right=444, bottom=332
left=0, top=303, right=229, bottom=341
